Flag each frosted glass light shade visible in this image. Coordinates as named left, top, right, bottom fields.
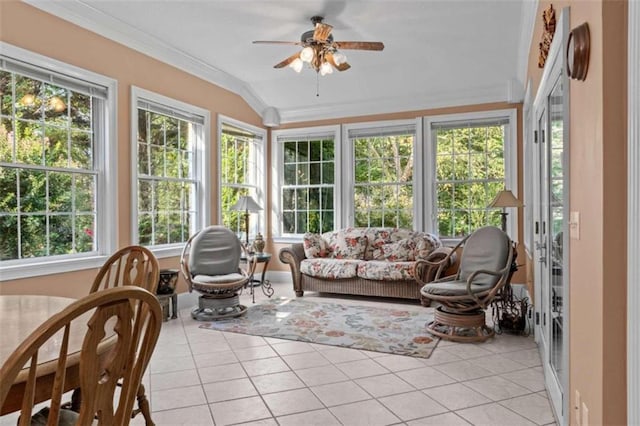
left=289, top=58, right=303, bottom=72
left=300, top=47, right=314, bottom=63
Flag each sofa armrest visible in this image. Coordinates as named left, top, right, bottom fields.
left=279, top=243, right=306, bottom=296
left=414, top=247, right=456, bottom=286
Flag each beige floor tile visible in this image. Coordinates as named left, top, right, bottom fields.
left=335, top=358, right=390, bottom=379
left=442, top=344, right=494, bottom=360
left=421, top=348, right=463, bottom=366
left=203, top=377, right=257, bottom=403
left=372, top=354, right=427, bottom=372
left=150, top=368, right=201, bottom=392
left=151, top=384, right=207, bottom=411
left=193, top=349, right=238, bottom=368
left=464, top=376, right=532, bottom=402
left=277, top=408, right=342, bottom=426
left=189, top=340, right=232, bottom=355
left=149, top=355, right=196, bottom=374
left=396, top=366, right=457, bottom=389
left=186, top=330, right=229, bottom=345
left=321, top=346, right=369, bottom=363
left=500, top=393, right=555, bottom=425
left=224, top=334, right=268, bottom=349
left=330, top=399, right=401, bottom=426
left=423, top=383, right=492, bottom=410
left=198, top=362, right=247, bottom=384
left=295, top=364, right=349, bottom=386
left=251, top=371, right=306, bottom=394
left=432, top=360, right=494, bottom=382
left=271, top=341, right=316, bottom=355
left=501, top=348, right=542, bottom=367
left=310, top=380, right=371, bottom=406
left=379, top=390, right=448, bottom=421
left=235, top=419, right=278, bottom=426
left=262, top=388, right=324, bottom=417
left=456, top=402, right=537, bottom=426
left=242, top=356, right=290, bottom=376
left=209, top=396, right=272, bottom=426
left=501, top=367, right=546, bottom=392
left=355, top=373, right=415, bottom=398
left=468, top=354, right=527, bottom=374
left=148, top=404, right=214, bottom=425
left=282, top=350, right=331, bottom=369
left=233, top=345, right=279, bottom=361
left=406, top=412, right=471, bottom=425
left=152, top=343, right=192, bottom=360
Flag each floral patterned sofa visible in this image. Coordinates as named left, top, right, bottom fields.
left=279, top=227, right=452, bottom=304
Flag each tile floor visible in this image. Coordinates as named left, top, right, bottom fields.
left=1, top=281, right=557, bottom=426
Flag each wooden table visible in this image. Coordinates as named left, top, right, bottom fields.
left=0, top=295, right=114, bottom=415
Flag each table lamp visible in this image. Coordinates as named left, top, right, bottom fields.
left=488, top=189, right=523, bottom=232
left=230, top=195, right=262, bottom=246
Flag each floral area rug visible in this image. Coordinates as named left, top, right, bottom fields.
left=199, top=297, right=439, bottom=358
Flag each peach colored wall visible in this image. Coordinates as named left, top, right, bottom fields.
left=267, top=101, right=527, bottom=285
left=0, top=1, right=262, bottom=297
left=526, top=1, right=627, bottom=424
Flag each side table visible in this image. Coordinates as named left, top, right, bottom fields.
left=157, top=269, right=179, bottom=320
left=241, top=252, right=274, bottom=304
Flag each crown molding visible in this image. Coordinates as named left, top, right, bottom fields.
left=24, top=0, right=268, bottom=116
left=278, top=83, right=508, bottom=124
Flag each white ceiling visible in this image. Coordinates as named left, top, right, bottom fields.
left=26, top=0, right=537, bottom=125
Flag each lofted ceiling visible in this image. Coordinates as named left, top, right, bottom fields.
left=26, top=0, right=537, bottom=125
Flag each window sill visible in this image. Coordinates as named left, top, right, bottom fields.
left=272, top=236, right=303, bottom=245
left=0, top=255, right=110, bottom=281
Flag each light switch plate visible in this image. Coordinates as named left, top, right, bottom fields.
left=570, top=211, right=580, bottom=240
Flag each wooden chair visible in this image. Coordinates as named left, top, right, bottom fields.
left=88, top=245, right=159, bottom=425
left=0, top=286, right=162, bottom=426
left=414, top=226, right=514, bottom=342
left=180, top=226, right=256, bottom=320
left=90, top=245, right=159, bottom=294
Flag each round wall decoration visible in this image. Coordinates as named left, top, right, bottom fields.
left=567, top=23, right=590, bottom=81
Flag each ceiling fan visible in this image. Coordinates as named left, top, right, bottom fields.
left=253, top=16, right=384, bottom=76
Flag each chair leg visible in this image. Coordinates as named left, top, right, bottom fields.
left=132, top=383, right=154, bottom=426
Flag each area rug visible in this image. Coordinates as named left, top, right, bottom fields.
left=199, top=297, right=439, bottom=358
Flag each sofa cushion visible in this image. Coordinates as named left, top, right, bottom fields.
left=413, top=232, right=442, bottom=260
left=303, top=232, right=329, bottom=258
left=366, top=228, right=414, bottom=260
left=380, top=238, right=417, bottom=261
left=301, top=259, right=362, bottom=279
left=357, top=261, right=415, bottom=281
left=323, top=228, right=368, bottom=259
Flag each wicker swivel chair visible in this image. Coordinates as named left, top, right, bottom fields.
left=415, top=226, right=514, bottom=343
left=0, top=287, right=162, bottom=426
left=181, top=226, right=256, bottom=321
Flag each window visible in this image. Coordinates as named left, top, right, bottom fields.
left=346, top=122, right=417, bottom=228
left=425, top=110, right=517, bottom=238
left=131, top=87, right=209, bottom=254
left=0, top=44, right=116, bottom=279
left=272, top=126, right=339, bottom=238
left=219, top=117, right=265, bottom=240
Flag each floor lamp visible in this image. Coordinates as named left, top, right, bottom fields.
left=230, top=195, right=262, bottom=246
left=488, top=189, right=523, bottom=232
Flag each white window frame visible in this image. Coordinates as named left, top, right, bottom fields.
left=130, top=86, right=210, bottom=258
left=423, top=109, right=518, bottom=241
left=342, top=119, right=422, bottom=229
left=217, top=115, right=266, bottom=240
left=271, top=125, right=340, bottom=242
left=0, top=42, right=117, bottom=281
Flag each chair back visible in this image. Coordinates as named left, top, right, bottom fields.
left=0, top=287, right=162, bottom=426
left=91, top=245, right=159, bottom=294
left=187, top=226, right=242, bottom=277
left=458, top=226, right=511, bottom=286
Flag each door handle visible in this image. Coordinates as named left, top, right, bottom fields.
left=536, top=241, right=547, bottom=265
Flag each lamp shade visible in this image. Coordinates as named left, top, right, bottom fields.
left=230, top=195, right=262, bottom=212
left=488, top=190, right=523, bottom=208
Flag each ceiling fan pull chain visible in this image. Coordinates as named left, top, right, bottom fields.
left=316, top=72, right=320, bottom=97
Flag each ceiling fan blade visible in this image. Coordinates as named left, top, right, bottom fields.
left=253, top=41, right=302, bottom=46
left=274, top=52, right=301, bottom=69
left=325, top=52, right=351, bottom=71
left=333, top=41, right=385, bottom=51
left=313, top=23, right=333, bottom=42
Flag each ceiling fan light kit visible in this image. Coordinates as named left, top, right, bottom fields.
left=254, top=15, right=384, bottom=77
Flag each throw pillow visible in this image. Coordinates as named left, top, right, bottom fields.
left=303, top=233, right=329, bottom=258
left=414, top=233, right=442, bottom=259
left=329, top=234, right=368, bottom=259
left=381, top=238, right=417, bottom=261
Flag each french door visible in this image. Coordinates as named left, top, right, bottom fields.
left=533, top=8, right=569, bottom=424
